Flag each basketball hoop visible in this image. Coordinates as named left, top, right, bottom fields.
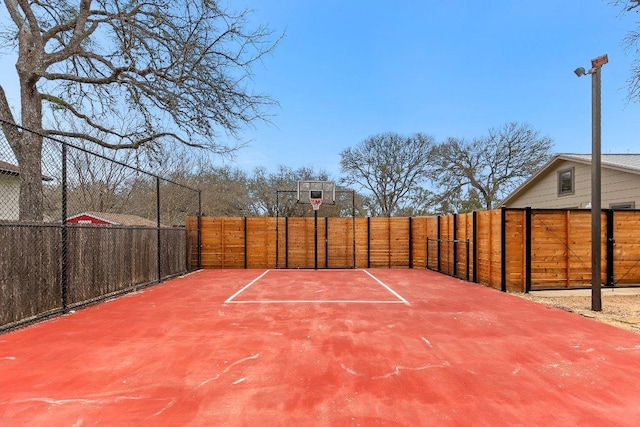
left=309, top=198, right=323, bottom=211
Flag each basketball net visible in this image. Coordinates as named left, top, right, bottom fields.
left=309, top=198, right=323, bottom=211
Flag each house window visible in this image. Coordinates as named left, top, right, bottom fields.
left=557, top=168, right=574, bottom=196
left=610, top=202, right=635, bottom=210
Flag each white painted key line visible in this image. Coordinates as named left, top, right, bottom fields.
left=225, top=269, right=410, bottom=305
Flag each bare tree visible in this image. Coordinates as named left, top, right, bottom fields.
left=197, top=165, right=252, bottom=217
left=431, top=122, right=553, bottom=211
left=0, top=1, right=279, bottom=220
left=340, top=133, right=436, bottom=217
left=249, top=166, right=341, bottom=217
left=610, top=0, right=640, bottom=102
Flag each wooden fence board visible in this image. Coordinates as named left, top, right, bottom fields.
left=504, top=210, right=525, bottom=292
left=0, top=225, right=61, bottom=325
left=369, top=218, right=391, bottom=268
left=327, top=217, right=355, bottom=268
left=246, top=217, right=276, bottom=268
left=390, top=218, right=410, bottom=268
left=410, top=217, right=428, bottom=268
left=613, top=211, right=640, bottom=284
left=354, top=218, right=369, bottom=268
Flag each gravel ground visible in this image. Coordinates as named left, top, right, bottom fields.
left=515, top=292, right=640, bottom=334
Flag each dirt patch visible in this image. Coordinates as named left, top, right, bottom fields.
left=515, top=292, right=640, bottom=334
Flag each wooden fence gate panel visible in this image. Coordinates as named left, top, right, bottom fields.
left=529, top=210, right=598, bottom=290
left=612, top=210, right=640, bottom=285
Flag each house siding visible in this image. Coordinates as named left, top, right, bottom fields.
left=0, top=174, right=20, bottom=221
left=505, top=159, right=640, bottom=209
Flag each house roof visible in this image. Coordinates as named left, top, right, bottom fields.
left=560, top=153, right=640, bottom=171
left=0, top=160, right=20, bottom=176
left=68, top=211, right=158, bottom=227
left=0, top=160, right=54, bottom=181
left=499, top=153, right=640, bottom=207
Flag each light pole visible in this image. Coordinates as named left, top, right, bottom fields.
left=574, top=54, right=607, bottom=312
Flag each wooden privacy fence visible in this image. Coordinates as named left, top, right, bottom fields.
left=188, top=208, right=640, bottom=292
left=418, top=208, right=640, bottom=291
left=1, top=224, right=191, bottom=331
left=186, top=217, right=428, bottom=269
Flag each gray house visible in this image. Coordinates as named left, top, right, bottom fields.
left=0, top=160, right=20, bottom=221
left=500, top=154, right=640, bottom=209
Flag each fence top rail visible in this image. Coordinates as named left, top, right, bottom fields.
left=0, top=117, right=200, bottom=193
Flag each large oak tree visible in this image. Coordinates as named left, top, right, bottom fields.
left=340, top=133, right=436, bottom=217
left=430, top=122, right=553, bottom=211
left=0, top=0, right=279, bottom=220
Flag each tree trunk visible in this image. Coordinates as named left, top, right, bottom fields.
left=11, top=49, right=45, bottom=222
left=13, top=132, right=44, bottom=222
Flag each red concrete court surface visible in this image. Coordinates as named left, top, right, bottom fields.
left=2, top=268, right=640, bottom=426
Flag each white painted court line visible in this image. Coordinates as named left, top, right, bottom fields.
left=224, top=270, right=270, bottom=303
left=363, top=270, right=410, bottom=305
left=226, top=300, right=407, bottom=304
left=224, top=269, right=410, bottom=305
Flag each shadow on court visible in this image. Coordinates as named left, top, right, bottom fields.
left=2, top=268, right=640, bottom=426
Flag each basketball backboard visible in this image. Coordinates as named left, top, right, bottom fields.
left=296, top=181, right=335, bottom=205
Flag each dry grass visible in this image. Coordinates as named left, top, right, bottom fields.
left=515, top=292, right=640, bottom=334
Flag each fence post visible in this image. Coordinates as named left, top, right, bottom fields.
left=61, top=142, right=69, bottom=312
left=525, top=207, right=532, bottom=293
left=472, top=211, right=477, bottom=283
left=314, top=210, right=318, bottom=270
left=275, top=209, right=279, bottom=269
left=285, top=217, right=289, bottom=269
left=426, top=237, right=430, bottom=270
left=408, top=217, right=413, bottom=268
left=325, top=217, right=329, bottom=268
left=197, top=190, right=202, bottom=270
left=352, top=192, right=356, bottom=269
left=466, top=238, right=470, bottom=281
left=156, top=177, right=162, bottom=282
left=606, top=209, right=614, bottom=286
left=387, top=217, right=391, bottom=268
left=453, top=214, right=458, bottom=278
left=437, top=216, right=441, bottom=274
left=244, top=217, right=248, bottom=269
left=367, top=217, right=371, bottom=269
left=500, top=207, right=507, bottom=292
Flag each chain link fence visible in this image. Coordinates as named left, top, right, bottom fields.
left=0, top=120, right=202, bottom=332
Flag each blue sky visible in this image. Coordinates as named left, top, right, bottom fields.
left=1, top=1, right=639, bottom=179
left=223, top=0, right=640, bottom=177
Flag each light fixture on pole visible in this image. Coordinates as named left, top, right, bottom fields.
left=574, top=53, right=608, bottom=312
